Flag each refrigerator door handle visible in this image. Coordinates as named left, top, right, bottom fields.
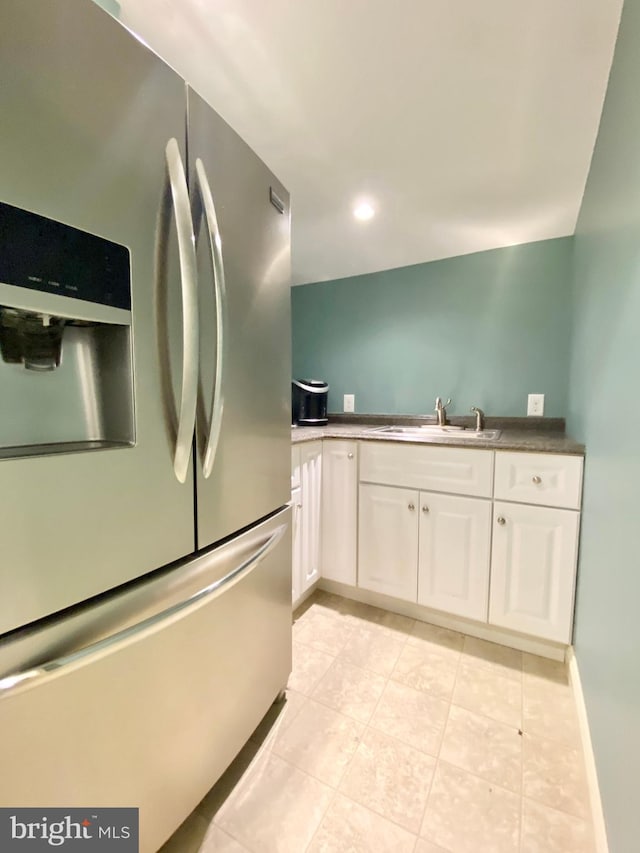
left=0, top=520, right=287, bottom=698
left=194, top=158, right=227, bottom=479
left=165, top=138, right=199, bottom=483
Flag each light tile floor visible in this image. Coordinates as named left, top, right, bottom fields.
left=160, top=591, right=595, bottom=853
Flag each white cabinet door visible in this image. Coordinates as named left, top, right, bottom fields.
left=489, top=501, right=580, bottom=643
left=291, top=486, right=302, bottom=605
left=300, top=441, right=322, bottom=592
left=291, top=445, right=301, bottom=490
left=322, top=441, right=358, bottom=585
left=418, top=493, right=492, bottom=621
left=359, top=483, right=419, bottom=600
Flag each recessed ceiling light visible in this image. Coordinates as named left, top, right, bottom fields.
left=353, top=202, right=375, bottom=221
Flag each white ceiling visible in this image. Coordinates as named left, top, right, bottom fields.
left=114, top=0, right=622, bottom=285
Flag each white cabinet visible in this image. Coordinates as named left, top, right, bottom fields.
left=418, top=493, right=492, bottom=621
left=291, top=486, right=302, bottom=604
left=298, top=441, right=322, bottom=597
left=321, top=441, right=358, bottom=585
left=291, top=445, right=301, bottom=490
left=359, top=443, right=493, bottom=614
left=296, top=436, right=584, bottom=648
left=489, top=501, right=580, bottom=643
left=359, top=483, right=419, bottom=600
left=489, top=451, right=583, bottom=644
left=359, top=482, right=491, bottom=619
left=494, top=451, right=582, bottom=510
left=360, top=442, right=494, bottom=497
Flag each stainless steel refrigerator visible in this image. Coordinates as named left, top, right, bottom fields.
left=0, top=2, right=292, bottom=850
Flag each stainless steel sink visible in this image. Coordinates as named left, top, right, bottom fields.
left=368, top=425, right=502, bottom=440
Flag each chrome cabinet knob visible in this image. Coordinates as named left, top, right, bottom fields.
left=422, top=505, right=429, bottom=513
left=532, top=475, right=542, bottom=484
left=497, top=516, right=506, bottom=525
left=408, top=502, right=415, bottom=511
left=348, top=452, right=354, bottom=459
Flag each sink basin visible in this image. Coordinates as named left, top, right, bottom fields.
left=368, top=425, right=502, bottom=440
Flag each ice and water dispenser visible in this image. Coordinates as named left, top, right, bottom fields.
left=0, top=201, right=134, bottom=457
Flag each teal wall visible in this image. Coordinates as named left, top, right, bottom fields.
left=568, top=1, right=640, bottom=850
left=92, top=0, right=121, bottom=17
left=292, top=238, right=573, bottom=417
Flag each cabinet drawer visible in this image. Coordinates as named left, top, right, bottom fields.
left=494, top=452, right=583, bottom=509
left=360, top=442, right=494, bottom=498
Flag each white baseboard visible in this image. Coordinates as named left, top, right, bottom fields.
left=567, top=647, right=609, bottom=853
left=318, top=579, right=566, bottom=661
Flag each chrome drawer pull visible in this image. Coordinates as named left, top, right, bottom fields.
left=532, top=475, right=542, bottom=484
left=497, top=516, right=506, bottom=526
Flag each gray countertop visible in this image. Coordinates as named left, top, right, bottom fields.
left=291, top=418, right=585, bottom=455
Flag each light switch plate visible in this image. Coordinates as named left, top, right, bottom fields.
left=527, top=393, right=545, bottom=416
left=343, top=394, right=355, bottom=413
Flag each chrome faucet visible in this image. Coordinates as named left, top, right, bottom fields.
left=435, top=397, right=451, bottom=426
left=471, top=406, right=485, bottom=431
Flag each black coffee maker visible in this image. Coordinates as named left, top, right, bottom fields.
left=291, top=379, right=329, bottom=425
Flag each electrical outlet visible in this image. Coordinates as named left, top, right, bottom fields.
left=343, top=394, right=355, bottom=413
left=527, top=393, right=545, bottom=416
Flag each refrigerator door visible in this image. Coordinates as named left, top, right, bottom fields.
left=0, top=1, right=197, bottom=633
left=189, top=88, right=292, bottom=549
left=0, top=507, right=292, bottom=853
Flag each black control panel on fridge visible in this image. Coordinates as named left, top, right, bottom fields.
left=0, top=201, right=131, bottom=310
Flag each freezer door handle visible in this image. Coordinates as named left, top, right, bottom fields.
left=165, top=138, right=199, bottom=483
left=0, top=521, right=287, bottom=698
left=194, top=158, right=227, bottom=479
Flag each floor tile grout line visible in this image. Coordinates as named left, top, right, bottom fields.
left=364, top=717, right=441, bottom=763
left=436, top=643, right=463, bottom=761
left=283, top=689, right=373, bottom=733
left=445, top=698, right=527, bottom=736
left=291, top=627, right=353, bottom=659
left=447, top=679, right=523, bottom=731
left=208, top=820, right=253, bottom=853
left=413, top=636, right=464, bottom=840
left=330, top=788, right=423, bottom=841
left=301, top=787, right=339, bottom=853
left=338, top=639, right=406, bottom=680
left=270, top=693, right=367, bottom=792
left=276, top=689, right=309, bottom=736
left=364, top=667, right=450, bottom=761
left=519, top=788, right=593, bottom=824
left=233, top=746, right=339, bottom=843
left=304, top=660, right=389, bottom=726
left=303, top=683, right=376, bottom=724
left=521, top=793, right=598, bottom=828
left=519, top=726, right=594, bottom=821
left=435, top=754, right=522, bottom=799
left=434, top=755, right=526, bottom=799
left=293, top=650, right=338, bottom=699
left=331, top=649, right=438, bottom=841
